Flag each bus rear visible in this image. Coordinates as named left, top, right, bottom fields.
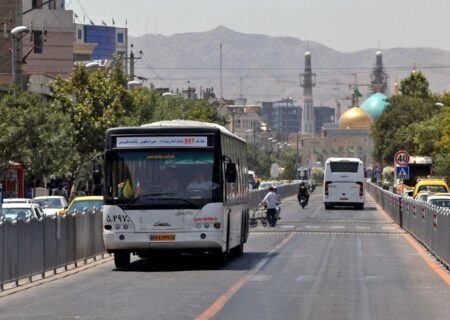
left=323, top=158, right=365, bottom=210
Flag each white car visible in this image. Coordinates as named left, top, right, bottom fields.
left=1, top=203, right=44, bottom=221
left=416, top=191, right=430, bottom=202
left=426, top=194, right=450, bottom=208
left=33, top=196, right=68, bottom=216
left=3, top=198, right=33, bottom=204
left=258, top=182, right=273, bottom=190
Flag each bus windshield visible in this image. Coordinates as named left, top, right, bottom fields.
left=105, top=149, right=221, bottom=207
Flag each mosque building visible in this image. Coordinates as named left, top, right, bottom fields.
left=298, top=50, right=389, bottom=168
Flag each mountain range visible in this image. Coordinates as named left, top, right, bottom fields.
left=130, top=26, right=450, bottom=107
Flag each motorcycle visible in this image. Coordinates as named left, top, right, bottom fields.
left=299, top=195, right=308, bottom=209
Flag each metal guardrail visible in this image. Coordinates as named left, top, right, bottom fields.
left=0, top=183, right=300, bottom=290
left=248, top=183, right=300, bottom=209
left=366, top=183, right=450, bottom=269
left=0, top=210, right=105, bottom=291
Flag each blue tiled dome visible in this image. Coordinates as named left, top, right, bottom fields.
left=360, top=93, right=388, bottom=120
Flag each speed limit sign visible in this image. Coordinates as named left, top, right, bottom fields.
left=394, top=150, right=410, bottom=166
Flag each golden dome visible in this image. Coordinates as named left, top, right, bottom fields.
left=338, top=106, right=373, bottom=129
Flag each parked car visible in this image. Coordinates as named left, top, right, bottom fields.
left=426, top=194, right=450, bottom=208
left=3, top=198, right=33, bottom=204
left=0, top=203, right=44, bottom=221
left=33, top=196, right=68, bottom=216
left=258, top=181, right=273, bottom=190
left=402, top=189, right=414, bottom=198
left=61, top=196, right=103, bottom=215
left=416, top=191, right=430, bottom=203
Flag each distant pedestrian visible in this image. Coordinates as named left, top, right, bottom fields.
left=254, top=180, right=261, bottom=189
left=53, top=184, right=68, bottom=199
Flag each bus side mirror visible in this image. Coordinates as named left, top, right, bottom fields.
left=225, top=163, right=237, bottom=183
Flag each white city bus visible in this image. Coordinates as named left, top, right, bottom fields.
left=103, top=120, right=249, bottom=268
left=323, top=157, right=365, bottom=210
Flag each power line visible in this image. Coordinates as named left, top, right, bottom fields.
left=134, top=65, right=450, bottom=71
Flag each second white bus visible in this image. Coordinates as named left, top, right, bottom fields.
left=323, top=157, right=365, bottom=210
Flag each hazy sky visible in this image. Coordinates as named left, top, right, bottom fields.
left=66, top=0, right=450, bottom=52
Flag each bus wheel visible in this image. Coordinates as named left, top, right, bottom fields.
left=211, top=250, right=227, bottom=268
left=231, top=243, right=244, bottom=258
left=114, top=252, right=130, bottom=269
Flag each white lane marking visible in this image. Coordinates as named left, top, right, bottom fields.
left=304, top=225, right=320, bottom=229
left=250, top=275, right=272, bottom=282
left=382, top=226, right=396, bottom=230
left=329, top=225, right=345, bottom=229
left=355, top=226, right=371, bottom=230
left=296, top=275, right=316, bottom=283
left=280, top=225, right=295, bottom=229
left=311, top=204, right=323, bottom=218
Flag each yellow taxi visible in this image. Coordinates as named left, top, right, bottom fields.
left=412, top=178, right=449, bottom=199
left=59, top=196, right=103, bottom=215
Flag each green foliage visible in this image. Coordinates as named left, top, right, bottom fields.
left=151, top=95, right=227, bottom=125
left=0, top=90, right=72, bottom=181
left=312, top=168, right=324, bottom=184
left=246, top=144, right=270, bottom=178
left=49, top=60, right=144, bottom=156
left=279, top=151, right=297, bottom=180
left=371, top=95, right=436, bottom=164
left=400, top=71, right=430, bottom=99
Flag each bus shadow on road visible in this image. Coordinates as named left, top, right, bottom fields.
left=115, top=252, right=268, bottom=272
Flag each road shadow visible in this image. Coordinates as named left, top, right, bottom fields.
left=114, top=251, right=268, bottom=273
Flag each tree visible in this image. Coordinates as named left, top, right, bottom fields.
left=279, top=151, right=297, bottom=180
left=246, top=144, right=270, bottom=179
left=371, top=95, right=435, bottom=165
left=0, top=89, right=72, bottom=191
left=49, top=59, right=146, bottom=196
left=400, top=71, right=430, bottom=99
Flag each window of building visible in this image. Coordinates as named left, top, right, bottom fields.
left=32, top=0, right=43, bottom=9
left=49, top=0, right=56, bottom=9
left=77, top=29, right=82, bottom=40
left=33, top=31, right=43, bottom=54
left=117, top=33, right=124, bottom=43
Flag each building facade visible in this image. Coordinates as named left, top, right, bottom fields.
left=22, top=0, right=74, bottom=81
left=74, top=23, right=127, bottom=69
left=260, top=100, right=302, bottom=140
left=0, top=1, right=17, bottom=88
left=314, top=106, right=335, bottom=134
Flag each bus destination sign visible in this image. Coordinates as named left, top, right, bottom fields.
left=116, top=136, right=208, bottom=148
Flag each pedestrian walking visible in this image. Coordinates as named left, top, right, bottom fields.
left=260, top=186, right=278, bottom=227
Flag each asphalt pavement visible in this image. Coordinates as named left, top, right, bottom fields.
left=0, top=189, right=449, bottom=320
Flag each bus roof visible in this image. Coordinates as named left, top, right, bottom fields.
left=107, top=120, right=245, bottom=142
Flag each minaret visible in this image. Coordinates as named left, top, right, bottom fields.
left=370, top=49, right=388, bottom=94
left=300, top=49, right=316, bottom=133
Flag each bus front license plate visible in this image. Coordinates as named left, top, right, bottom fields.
left=150, top=234, right=175, bottom=241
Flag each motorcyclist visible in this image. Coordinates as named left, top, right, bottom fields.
left=297, top=182, right=310, bottom=207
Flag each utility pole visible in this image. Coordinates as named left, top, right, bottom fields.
left=12, top=0, right=23, bottom=88
left=219, top=43, right=223, bottom=99
left=128, top=44, right=142, bottom=80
